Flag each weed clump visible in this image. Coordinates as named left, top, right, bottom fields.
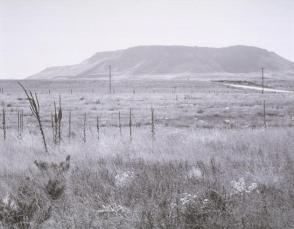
left=0, top=156, right=70, bottom=228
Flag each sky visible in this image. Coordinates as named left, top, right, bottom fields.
left=0, top=0, right=293, bottom=79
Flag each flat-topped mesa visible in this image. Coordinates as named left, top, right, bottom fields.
left=29, top=45, right=294, bottom=80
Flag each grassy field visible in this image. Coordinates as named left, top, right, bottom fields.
left=1, top=78, right=294, bottom=131
left=0, top=78, right=294, bottom=228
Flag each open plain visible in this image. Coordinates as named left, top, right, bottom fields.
left=0, top=77, right=294, bottom=228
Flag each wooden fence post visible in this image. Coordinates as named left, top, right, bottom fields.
left=83, top=113, right=87, bottom=143
left=118, top=111, right=122, bottom=136
left=96, top=115, right=100, bottom=140
left=2, top=108, right=6, bottom=141
left=129, top=108, right=132, bottom=141
left=151, top=107, right=155, bottom=139
left=68, top=111, right=71, bottom=140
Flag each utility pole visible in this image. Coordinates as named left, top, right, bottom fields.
left=109, top=65, right=112, bottom=94
left=261, top=67, right=264, bottom=94
left=263, top=100, right=267, bottom=128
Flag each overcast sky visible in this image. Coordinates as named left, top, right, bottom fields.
left=0, top=0, right=293, bottom=79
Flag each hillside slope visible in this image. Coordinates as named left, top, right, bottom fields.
left=29, top=45, right=294, bottom=79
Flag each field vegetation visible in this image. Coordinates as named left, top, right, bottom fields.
left=0, top=78, right=293, bottom=228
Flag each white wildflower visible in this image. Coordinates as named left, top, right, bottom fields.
left=224, top=119, right=232, bottom=124
left=115, top=171, right=134, bottom=187
left=170, top=202, right=177, bottom=208
left=99, top=204, right=129, bottom=216
left=203, top=198, right=209, bottom=204
left=179, top=193, right=197, bottom=205
left=1, top=194, right=17, bottom=210
left=246, top=183, right=258, bottom=193
left=231, top=177, right=246, bottom=194
left=231, top=178, right=259, bottom=195
left=188, top=167, right=202, bottom=179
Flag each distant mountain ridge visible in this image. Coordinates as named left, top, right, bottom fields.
left=29, top=45, right=294, bottom=79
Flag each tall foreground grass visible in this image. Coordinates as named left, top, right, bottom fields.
left=0, top=127, right=293, bottom=228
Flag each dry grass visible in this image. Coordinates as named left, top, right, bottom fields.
left=0, top=127, right=293, bottom=228
left=1, top=79, right=294, bottom=131
left=0, top=79, right=294, bottom=228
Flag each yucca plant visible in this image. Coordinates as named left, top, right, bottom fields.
left=52, top=96, right=63, bottom=144
left=18, top=82, right=48, bottom=152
